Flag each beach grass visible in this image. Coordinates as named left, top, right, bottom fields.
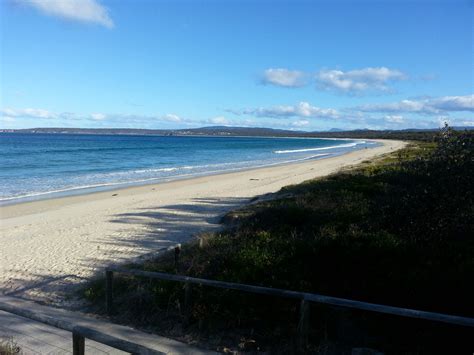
left=82, top=127, right=473, bottom=353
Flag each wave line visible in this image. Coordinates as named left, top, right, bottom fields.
left=274, top=142, right=365, bottom=154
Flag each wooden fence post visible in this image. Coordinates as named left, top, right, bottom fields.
left=106, top=270, right=113, bottom=315
left=72, top=331, right=85, bottom=355
left=199, top=237, right=204, bottom=249
left=297, top=298, right=310, bottom=352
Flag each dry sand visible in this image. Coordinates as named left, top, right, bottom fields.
left=0, top=139, right=405, bottom=305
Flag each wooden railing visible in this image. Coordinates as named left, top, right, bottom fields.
left=106, top=266, right=474, bottom=349
left=2, top=264, right=472, bottom=354
left=0, top=301, right=164, bottom=355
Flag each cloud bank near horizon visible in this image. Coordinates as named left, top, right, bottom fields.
left=356, top=95, right=474, bottom=114
left=232, top=102, right=339, bottom=119
left=2, top=94, right=472, bottom=131
left=0, top=108, right=251, bottom=129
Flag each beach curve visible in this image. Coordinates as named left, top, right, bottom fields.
left=0, top=139, right=406, bottom=306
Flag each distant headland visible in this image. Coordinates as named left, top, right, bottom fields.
left=1, top=125, right=472, bottom=140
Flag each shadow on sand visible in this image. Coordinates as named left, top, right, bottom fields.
left=0, top=196, right=251, bottom=305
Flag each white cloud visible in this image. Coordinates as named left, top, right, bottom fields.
left=361, top=100, right=430, bottom=113
left=239, top=102, right=339, bottom=119
left=0, top=108, right=241, bottom=128
left=384, top=115, right=405, bottom=123
left=261, top=68, right=307, bottom=88
left=429, top=95, right=474, bottom=112
left=1, top=108, right=58, bottom=119
left=18, top=0, right=114, bottom=28
left=292, top=120, right=310, bottom=127
left=315, top=67, right=407, bottom=94
left=162, top=114, right=182, bottom=123
left=208, top=116, right=230, bottom=125
left=91, top=113, right=107, bottom=120
left=357, top=95, right=474, bottom=115
left=260, top=66, right=413, bottom=94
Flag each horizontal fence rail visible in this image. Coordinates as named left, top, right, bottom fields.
left=0, top=301, right=164, bottom=355
left=106, top=266, right=474, bottom=329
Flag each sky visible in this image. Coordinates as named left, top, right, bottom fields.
left=0, top=0, right=473, bottom=131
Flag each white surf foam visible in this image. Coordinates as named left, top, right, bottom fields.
left=0, top=153, right=330, bottom=202
left=274, top=141, right=365, bottom=154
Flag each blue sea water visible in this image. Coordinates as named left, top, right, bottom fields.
left=0, top=133, right=378, bottom=204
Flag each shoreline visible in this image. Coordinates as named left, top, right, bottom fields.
left=0, top=140, right=377, bottom=216
left=0, top=137, right=373, bottom=207
left=0, top=152, right=329, bottom=208
left=0, top=139, right=406, bottom=304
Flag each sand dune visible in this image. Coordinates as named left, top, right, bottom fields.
left=0, top=140, right=405, bottom=306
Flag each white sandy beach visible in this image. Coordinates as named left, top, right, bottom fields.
left=0, top=139, right=405, bottom=305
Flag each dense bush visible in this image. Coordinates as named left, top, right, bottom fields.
left=176, top=127, right=474, bottom=313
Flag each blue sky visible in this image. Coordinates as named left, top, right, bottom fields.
left=1, top=0, right=472, bottom=131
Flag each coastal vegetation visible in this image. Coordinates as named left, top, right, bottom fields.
left=83, top=127, right=473, bottom=353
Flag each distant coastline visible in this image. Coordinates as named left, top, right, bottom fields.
left=2, top=125, right=472, bottom=139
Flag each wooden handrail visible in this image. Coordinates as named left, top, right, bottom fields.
left=0, top=301, right=164, bottom=355
left=106, top=266, right=474, bottom=328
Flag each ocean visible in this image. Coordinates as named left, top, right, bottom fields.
left=0, top=133, right=378, bottom=204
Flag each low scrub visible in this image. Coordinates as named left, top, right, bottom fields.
left=83, top=127, right=473, bottom=353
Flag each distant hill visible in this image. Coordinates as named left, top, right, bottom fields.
left=304, top=126, right=473, bottom=141
left=0, top=126, right=303, bottom=137
left=1, top=125, right=472, bottom=141
left=173, top=126, right=299, bottom=137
